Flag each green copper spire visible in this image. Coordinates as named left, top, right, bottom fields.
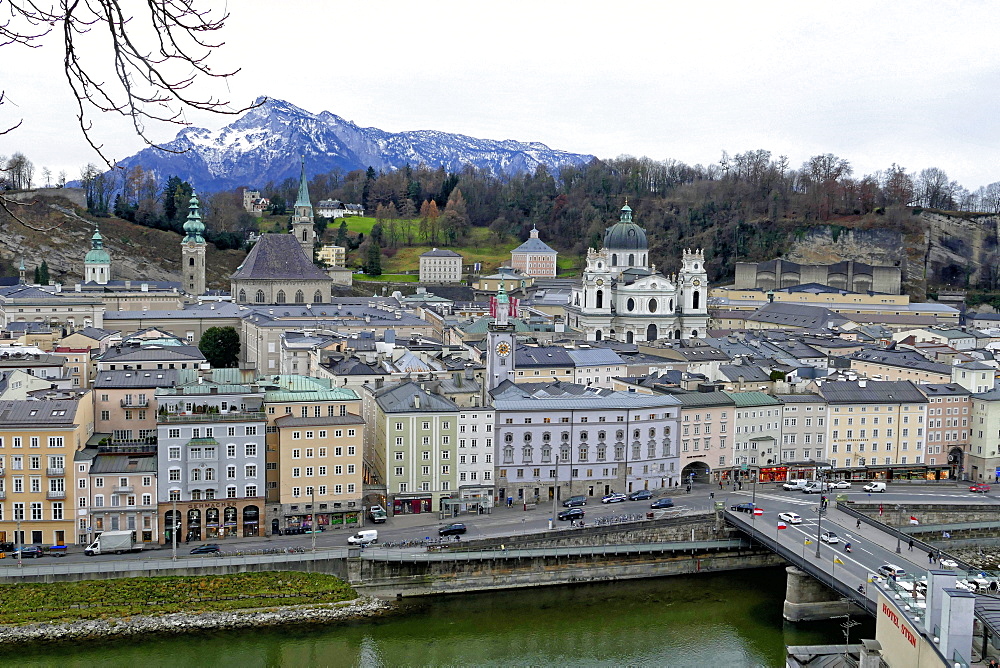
left=294, top=156, right=311, bottom=208
left=183, top=192, right=205, bottom=244
left=620, top=200, right=633, bottom=223
left=85, top=224, right=111, bottom=264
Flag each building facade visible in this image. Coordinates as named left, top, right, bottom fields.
left=419, top=249, right=463, bottom=283
left=509, top=225, right=557, bottom=277
left=566, top=205, right=708, bottom=343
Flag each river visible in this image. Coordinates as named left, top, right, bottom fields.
left=4, top=568, right=872, bottom=668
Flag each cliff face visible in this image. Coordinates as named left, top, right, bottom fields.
left=0, top=195, right=243, bottom=288
left=784, top=210, right=1000, bottom=298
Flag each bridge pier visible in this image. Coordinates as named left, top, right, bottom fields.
left=782, top=566, right=854, bottom=622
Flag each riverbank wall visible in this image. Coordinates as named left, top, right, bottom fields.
left=0, top=596, right=390, bottom=646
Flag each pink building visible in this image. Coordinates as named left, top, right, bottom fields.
left=510, top=225, right=557, bottom=278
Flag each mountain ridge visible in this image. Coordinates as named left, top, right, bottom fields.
left=113, top=96, right=596, bottom=192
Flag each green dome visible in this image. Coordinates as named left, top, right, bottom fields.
left=183, top=192, right=205, bottom=243
left=85, top=228, right=110, bottom=264
left=603, top=204, right=647, bottom=251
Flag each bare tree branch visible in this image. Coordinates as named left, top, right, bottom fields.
left=1, top=0, right=261, bottom=168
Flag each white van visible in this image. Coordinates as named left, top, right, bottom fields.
left=783, top=479, right=809, bottom=491
left=863, top=482, right=886, bottom=493
left=348, top=529, right=378, bottom=545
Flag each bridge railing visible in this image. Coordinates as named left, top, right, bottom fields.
left=724, top=509, right=875, bottom=615
left=834, top=502, right=973, bottom=570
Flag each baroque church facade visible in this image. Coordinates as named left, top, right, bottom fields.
left=566, top=204, right=708, bottom=343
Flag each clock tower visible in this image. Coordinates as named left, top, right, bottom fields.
left=486, top=283, right=517, bottom=391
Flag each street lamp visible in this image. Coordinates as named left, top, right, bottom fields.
left=815, top=504, right=824, bottom=559
left=549, top=455, right=559, bottom=530
left=171, top=496, right=178, bottom=561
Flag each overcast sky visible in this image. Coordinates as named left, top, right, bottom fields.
left=4, top=0, right=1000, bottom=190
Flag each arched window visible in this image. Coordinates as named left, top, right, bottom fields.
left=302, top=229, right=308, bottom=242
left=674, top=329, right=681, bottom=339
left=611, top=254, right=618, bottom=267
left=238, top=290, right=246, bottom=303
left=254, top=290, right=265, bottom=303
left=669, top=298, right=674, bottom=311
left=629, top=253, right=634, bottom=265
left=626, top=298, right=635, bottom=312
left=626, top=331, right=634, bottom=344
left=648, top=298, right=657, bottom=312
left=580, top=431, right=588, bottom=442
left=633, top=429, right=641, bottom=439
left=646, top=324, right=657, bottom=341
left=595, top=329, right=603, bottom=341
left=275, top=290, right=286, bottom=304
left=542, top=432, right=551, bottom=442
left=313, top=290, right=323, bottom=303
left=598, top=430, right=606, bottom=441
left=596, top=289, right=603, bottom=309
left=616, top=430, right=625, bottom=440
left=561, top=432, right=570, bottom=442
left=693, top=290, right=700, bottom=310
left=692, top=330, right=698, bottom=338
left=294, top=290, right=305, bottom=303
left=597, top=445, right=607, bottom=461
left=504, top=433, right=513, bottom=443
left=189, top=257, right=195, bottom=266
left=523, top=432, right=532, bottom=442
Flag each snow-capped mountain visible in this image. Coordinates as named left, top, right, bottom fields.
left=114, top=97, right=596, bottom=191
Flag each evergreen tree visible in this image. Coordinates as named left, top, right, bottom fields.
left=198, top=327, right=241, bottom=368
left=365, top=242, right=382, bottom=276
left=33, top=266, right=39, bottom=284
left=38, top=261, right=49, bottom=285
left=336, top=220, right=349, bottom=246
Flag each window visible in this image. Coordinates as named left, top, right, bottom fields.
left=245, top=464, right=257, bottom=478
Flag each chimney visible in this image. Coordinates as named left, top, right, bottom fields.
left=858, top=379, right=867, bottom=388
left=413, top=394, right=420, bottom=409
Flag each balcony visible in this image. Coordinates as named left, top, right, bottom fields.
left=114, top=485, right=134, bottom=494
left=46, top=467, right=65, bottom=476
left=158, top=411, right=266, bottom=424
left=98, top=441, right=157, bottom=455
left=120, top=399, right=149, bottom=408
left=46, top=490, right=66, bottom=500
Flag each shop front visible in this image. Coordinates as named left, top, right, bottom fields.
left=758, top=465, right=788, bottom=483
left=158, top=499, right=263, bottom=544
left=392, top=495, right=433, bottom=515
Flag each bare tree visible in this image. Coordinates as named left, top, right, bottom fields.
left=1, top=1, right=256, bottom=166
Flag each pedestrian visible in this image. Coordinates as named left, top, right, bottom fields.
left=856, top=518, right=861, bottom=529
left=928, top=551, right=935, bottom=564
left=719, top=481, right=723, bottom=490
left=710, top=492, right=715, bottom=499
left=686, top=484, right=691, bottom=494
left=908, top=538, right=914, bottom=551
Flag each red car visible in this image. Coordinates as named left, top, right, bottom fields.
left=970, top=483, right=991, bottom=493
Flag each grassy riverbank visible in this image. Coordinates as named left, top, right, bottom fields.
left=0, top=572, right=357, bottom=625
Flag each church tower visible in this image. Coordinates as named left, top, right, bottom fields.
left=486, top=283, right=517, bottom=391
left=84, top=226, right=111, bottom=284
left=181, top=192, right=207, bottom=296
left=291, top=156, right=316, bottom=261
left=678, top=248, right=709, bottom=337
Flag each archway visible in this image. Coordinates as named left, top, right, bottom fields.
left=243, top=505, right=260, bottom=537
left=646, top=324, right=657, bottom=341
left=186, top=509, right=202, bottom=542
left=626, top=331, right=634, bottom=344
left=681, top=461, right=711, bottom=484
left=949, top=447, right=965, bottom=481
left=595, top=330, right=603, bottom=341
left=674, top=329, right=681, bottom=339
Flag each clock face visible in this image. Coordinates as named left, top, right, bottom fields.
left=693, top=279, right=701, bottom=286
left=596, top=279, right=604, bottom=286
left=495, top=341, right=511, bottom=357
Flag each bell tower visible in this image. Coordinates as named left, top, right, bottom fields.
left=85, top=225, right=111, bottom=284
left=181, top=192, right=207, bottom=296
left=291, top=156, right=316, bottom=261
left=486, top=283, right=517, bottom=391
left=678, top=248, right=708, bottom=338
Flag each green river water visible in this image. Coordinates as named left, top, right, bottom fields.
left=3, top=567, right=872, bottom=668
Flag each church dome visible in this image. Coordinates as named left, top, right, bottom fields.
left=85, top=228, right=110, bottom=264
left=603, top=204, right=647, bottom=251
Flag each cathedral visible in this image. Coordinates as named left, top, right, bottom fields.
left=566, top=204, right=708, bottom=343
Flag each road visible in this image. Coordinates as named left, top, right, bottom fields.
left=3, top=482, right=992, bottom=566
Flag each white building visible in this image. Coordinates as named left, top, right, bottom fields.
left=419, top=248, right=464, bottom=283
left=566, top=204, right=708, bottom=343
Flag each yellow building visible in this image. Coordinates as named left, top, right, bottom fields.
left=0, top=394, right=94, bottom=546
left=316, top=244, right=346, bottom=268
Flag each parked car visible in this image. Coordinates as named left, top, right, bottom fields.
left=439, top=523, right=467, bottom=536
left=777, top=512, right=802, bottom=524
left=650, top=498, right=675, bottom=509
left=189, top=544, right=220, bottom=555
left=347, top=530, right=378, bottom=545
left=782, top=479, right=809, bottom=491
left=877, top=564, right=906, bottom=578
left=802, top=481, right=828, bottom=494
left=970, top=483, right=991, bottom=493
left=731, top=502, right=756, bottom=513
left=628, top=490, right=653, bottom=501
left=0, top=542, right=13, bottom=553
left=601, top=493, right=627, bottom=504
left=863, top=482, right=886, bottom=493
left=558, top=508, right=585, bottom=521
left=10, top=545, right=43, bottom=558
left=820, top=531, right=840, bottom=544
left=562, top=495, right=587, bottom=507
left=829, top=480, right=852, bottom=489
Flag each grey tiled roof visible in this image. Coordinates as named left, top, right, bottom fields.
left=231, top=234, right=332, bottom=281
left=374, top=381, right=459, bottom=413
left=851, top=349, right=951, bottom=375
left=0, top=399, right=81, bottom=425
left=94, top=369, right=179, bottom=388
left=274, top=414, right=365, bottom=427
left=818, top=380, right=928, bottom=404
left=90, top=454, right=157, bottom=474
left=100, top=345, right=205, bottom=363
left=420, top=248, right=463, bottom=257
left=511, top=237, right=556, bottom=254
left=920, top=383, right=971, bottom=397
left=747, top=302, right=849, bottom=328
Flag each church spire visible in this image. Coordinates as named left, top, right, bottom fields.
left=294, top=155, right=311, bottom=209
left=183, top=192, right=205, bottom=244
left=620, top=200, right=633, bottom=223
